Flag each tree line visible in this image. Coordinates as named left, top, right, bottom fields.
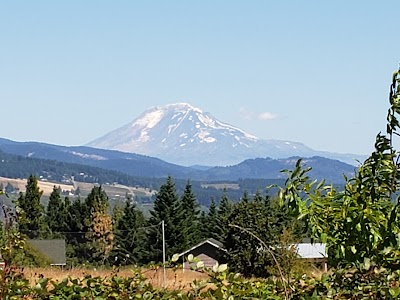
left=9, top=174, right=300, bottom=276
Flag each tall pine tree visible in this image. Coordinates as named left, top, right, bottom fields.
left=65, top=197, right=87, bottom=262
left=147, top=176, right=182, bottom=261
left=201, top=197, right=223, bottom=241
left=112, top=201, right=147, bottom=265
left=46, top=186, right=68, bottom=236
left=85, top=186, right=114, bottom=264
left=216, top=189, right=233, bottom=243
left=176, top=180, right=201, bottom=249
left=16, top=175, right=47, bottom=238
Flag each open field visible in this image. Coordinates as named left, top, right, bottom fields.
left=0, top=176, right=154, bottom=200
left=0, top=177, right=73, bottom=196
left=23, top=267, right=208, bottom=290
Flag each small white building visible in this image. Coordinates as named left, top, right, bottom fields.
left=295, top=243, right=327, bottom=271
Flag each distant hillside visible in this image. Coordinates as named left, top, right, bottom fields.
left=0, top=138, right=356, bottom=183
left=0, top=150, right=277, bottom=206
left=0, top=138, right=196, bottom=179
left=203, top=156, right=357, bottom=182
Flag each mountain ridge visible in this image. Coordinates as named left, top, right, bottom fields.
left=0, top=137, right=356, bottom=183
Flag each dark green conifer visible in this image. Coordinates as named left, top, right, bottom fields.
left=216, top=189, right=232, bottom=242
left=46, top=186, right=66, bottom=236
left=147, top=176, right=181, bottom=261
left=15, top=175, right=46, bottom=238
left=202, top=197, right=223, bottom=241
left=177, top=180, right=201, bottom=249
left=113, top=201, right=147, bottom=265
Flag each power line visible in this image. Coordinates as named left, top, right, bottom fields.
left=19, top=222, right=163, bottom=235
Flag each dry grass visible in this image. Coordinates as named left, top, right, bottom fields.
left=0, top=177, right=73, bottom=196
left=0, top=176, right=154, bottom=199
left=23, top=266, right=208, bottom=290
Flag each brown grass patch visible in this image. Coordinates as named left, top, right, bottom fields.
left=23, top=266, right=208, bottom=290
left=0, top=177, right=73, bottom=196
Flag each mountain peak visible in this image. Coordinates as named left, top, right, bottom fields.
left=86, top=103, right=364, bottom=166
left=160, top=102, right=201, bottom=112
left=87, top=102, right=264, bottom=165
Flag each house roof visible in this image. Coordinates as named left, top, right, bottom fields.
left=28, top=239, right=66, bottom=265
left=178, top=238, right=225, bottom=257
left=295, top=243, right=327, bottom=259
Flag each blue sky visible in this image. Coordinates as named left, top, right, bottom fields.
left=1, top=1, right=399, bottom=155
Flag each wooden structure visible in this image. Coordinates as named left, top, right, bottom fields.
left=178, top=238, right=225, bottom=269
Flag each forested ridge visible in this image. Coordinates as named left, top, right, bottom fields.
left=0, top=150, right=285, bottom=206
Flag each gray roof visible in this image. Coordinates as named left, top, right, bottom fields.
left=28, top=239, right=66, bottom=265
left=295, top=243, right=327, bottom=259
left=178, top=238, right=225, bottom=257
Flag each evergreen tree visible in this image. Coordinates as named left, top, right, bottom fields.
left=202, top=197, right=223, bottom=241
left=253, top=190, right=264, bottom=202
left=65, top=197, right=87, bottom=262
left=46, top=186, right=67, bottom=236
left=224, top=196, right=302, bottom=278
left=147, top=176, right=181, bottom=261
left=66, top=197, right=86, bottom=233
left=85, top=186, right=114, bottom=264
left=15, top=175, right=46, bottom=238
left=241, top=190, right=250, bottom=203
left=224, top=199, right=279, bottom=277
left=112, top=203, right=124, bottom=231
left=112, top=201, right=147, bottom=265
left=216, top=190, right=233, bottom=242
left=176, top=180, right=201, bottom=249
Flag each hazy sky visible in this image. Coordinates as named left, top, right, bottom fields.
left=1, top=1, right=399, bottom=155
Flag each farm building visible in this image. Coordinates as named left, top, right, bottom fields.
left=178, top=238, right=327, bottom=271
left=178, top=238, right=225, bottom=269
left=28, top=239, right=66, bottom=267
left=295, top=243, right=327, bottom=271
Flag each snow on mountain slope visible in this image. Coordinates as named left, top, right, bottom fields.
left=86, top=103, right=364, bottom=166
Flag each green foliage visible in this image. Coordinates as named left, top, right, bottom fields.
left=215, top=190, right=232, bottom=242
left=85, top=186, right=114, bottom=264
left=200, top=198, right=221, bottom=241
left=277, top=72, right=400, bottom=270
left=148, top=176, right=183, bottom=261
left=112, top=200, right=148, bottom=265
left=176, top=180, right=201, bottom=250
left=46, top=186, right=70, bottom=237
left=64, top=197, right=87, bottom=263
left=224, top=196, right=302, bottom=279
left=15, top=175, right=47, bottom=238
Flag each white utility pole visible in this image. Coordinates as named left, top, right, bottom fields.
left=162, top=220, right=166, bottom=289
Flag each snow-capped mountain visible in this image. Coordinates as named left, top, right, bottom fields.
left=87, top=103, right=365, bottom=166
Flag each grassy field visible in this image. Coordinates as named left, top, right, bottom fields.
left=0, top=176, right=154, bottom=200
left=0, top=177, right=73, bottom=196
left=23, top=267, right=208, bottom=290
